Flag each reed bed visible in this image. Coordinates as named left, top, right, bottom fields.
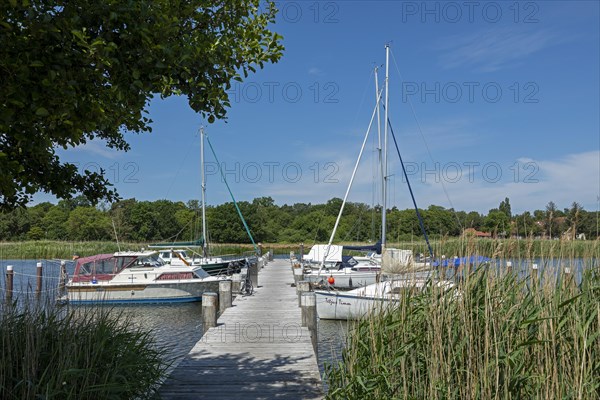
left=0, top=303, right=169, bottom=399
left=390, top=237, right=600, bottom=260
left=325, top=256, right=600, bottom=399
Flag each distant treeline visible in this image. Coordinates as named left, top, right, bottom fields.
left=0, top=196, right=597, bottom=243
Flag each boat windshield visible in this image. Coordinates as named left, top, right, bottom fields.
left=131, top=254, right=164, bottom=268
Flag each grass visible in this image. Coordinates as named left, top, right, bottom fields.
left=0, top=240, right=277, bottom=260
left=0, top=303, right=170, bottom=399
left=0, top=238, right=598, bottom=260
left=325, top=252, right=600, bottom=399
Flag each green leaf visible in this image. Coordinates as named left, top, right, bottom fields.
left=35, top=107, right=50, bottom=117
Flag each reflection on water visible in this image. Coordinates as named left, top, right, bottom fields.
left=318, top=319, right=348, bottom=372
left=99, top=303, right=204, bottom=366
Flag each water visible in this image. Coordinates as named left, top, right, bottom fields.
left=0, top=259, right=350, bottom=379
left=4, top=257, right=594, bottom=386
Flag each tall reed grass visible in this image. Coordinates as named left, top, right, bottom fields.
left=325, top=262, right=600, bottom=399
left=0, top=303, right=169, bottom=399
left=391, top=237, right=600, bottom=260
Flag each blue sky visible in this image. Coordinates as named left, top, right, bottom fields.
left=44, top=1, right=599, bottom=214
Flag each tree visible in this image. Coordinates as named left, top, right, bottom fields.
left=545, top=201, right=558, bottom=238
left=66, top=206, right=111, bottom=240
left=0, top=1, right=284, bottom=209
left=499, top=197, right=512, bottom=219
left=484, top=209, right=510, bottom=236
left=565, top=202, right=583, bottom=239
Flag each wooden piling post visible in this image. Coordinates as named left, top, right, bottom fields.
left=563, top=266, right=576, bottom=291
left=36, top=262, right=43, bottom=297
left=301, top=292, right=318, bottom=352
left=249, top=261, right=259, bottom=288
left=258, top=242, right=263, bottom=257
left=269, top=249, right=273, bottom=261
left=531, top=263, right=539, bottom=287
left=6, top=265, right=14, bottom=302
left=202, top=292, right=218, bottom=334
left=219, top=280, right=232, bottom=314
left=231, top=273, right=242, bottom=295
left=293, top=267, right=304, bottom=285
left=58, top=261, right=67, bottom=297
left=297, top=280, right=311, bottom=307
left=506, top=261, right=513, bottom=275
left=301, top=292, right=317, bottom=330
left=299, top=243, right=304, bottom=262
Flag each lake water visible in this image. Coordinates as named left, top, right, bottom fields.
left=0, top=258, right=350, bottom=383
left=1, top=256, right=595, bottom=388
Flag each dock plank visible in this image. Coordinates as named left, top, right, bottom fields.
left=159, top=259, right=323, bottom=399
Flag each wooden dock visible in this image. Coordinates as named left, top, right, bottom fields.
left=158, top=258, right=323, bottom=399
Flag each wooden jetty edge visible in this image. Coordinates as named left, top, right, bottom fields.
left=158, top=258, right=323, bottom=399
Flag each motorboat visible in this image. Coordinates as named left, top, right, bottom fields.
left=61, top=250, right=229, bottom=304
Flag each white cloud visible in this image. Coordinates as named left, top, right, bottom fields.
left=437, top=27, right=567, bottom=72
left=67, top=138, right=122, bottom=159
left=308, top=67, right=324, bottom=76
left=410, top=150, right=600, bottom=213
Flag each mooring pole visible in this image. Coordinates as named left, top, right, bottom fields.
left=202, top=292, right=218, bottom=335
left=6, top=265, right=14, bottom=302
left=36, top=262, right=43, bottom=297
left=219, top=280, right=232, bottom=314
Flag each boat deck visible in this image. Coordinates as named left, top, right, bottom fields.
left=158, top=258, right=323, bottom=399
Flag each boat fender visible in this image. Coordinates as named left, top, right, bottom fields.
left=327, top=275, right=335, bottom=285
left=348, top=277, right=353, bottom=288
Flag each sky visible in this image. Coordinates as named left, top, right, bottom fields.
left=40, top=1, right=600, bottom=215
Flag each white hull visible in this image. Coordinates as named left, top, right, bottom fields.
left=315, top=289, right=398, bottom=320
left=66, top=279, right=222, bottom=304
left=303, top=270, right=378, bottom=289
left=316, top=279, right=454, bottom=320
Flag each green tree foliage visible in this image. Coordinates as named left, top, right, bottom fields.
left=0, top=1, right=284, bottom=208
left=0, top=198, right=597, bottom=243
left=66, top=206, right=111, bottom=240
left=484, top=209, right=511, bottom=236
left=499, top=197, right=512, bottom=218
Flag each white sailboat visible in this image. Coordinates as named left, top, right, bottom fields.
left=306, top=46, right=430, bottom=290
left=316, top=277, right=454, bottom=320
left=149, top=128, right=254, bottom=276
left=315, top=45, right=450, bottom=319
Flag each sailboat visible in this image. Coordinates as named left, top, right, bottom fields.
left=315, top=45, right=452, bottom=319
left=149, top=128, right=257, bottom=276
left=303, top=48, right=432, bottom=290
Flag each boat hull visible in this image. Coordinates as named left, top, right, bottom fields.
left=66, top=280, right=221, bottom=304
left=315, top=290, right=398, bottom=320
left=303, top=271, right=378, bottom=289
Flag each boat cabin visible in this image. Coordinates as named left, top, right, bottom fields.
left=71, top=251, right=165, bottom=283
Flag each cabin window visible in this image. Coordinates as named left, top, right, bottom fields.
left=79, top=262, right=93, bottom=275
left=95, top=259, right=115, bottom=275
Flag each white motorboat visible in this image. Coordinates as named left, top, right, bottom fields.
left=62, top=251, right=228, bottom=304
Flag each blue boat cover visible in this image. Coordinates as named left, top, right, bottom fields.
left=432, top=255, right=490, bottom=268
left=342, top=241, right=382, bottom=255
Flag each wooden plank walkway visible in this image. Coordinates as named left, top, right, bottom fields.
left=158, top=258, right=323, bottom=399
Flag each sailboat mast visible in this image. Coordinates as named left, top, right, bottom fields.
left=200, top=127, right=208, bottom=258
left=374, top=65, right=384, bottom=229
left=381, top=44, right=390, bottom=254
